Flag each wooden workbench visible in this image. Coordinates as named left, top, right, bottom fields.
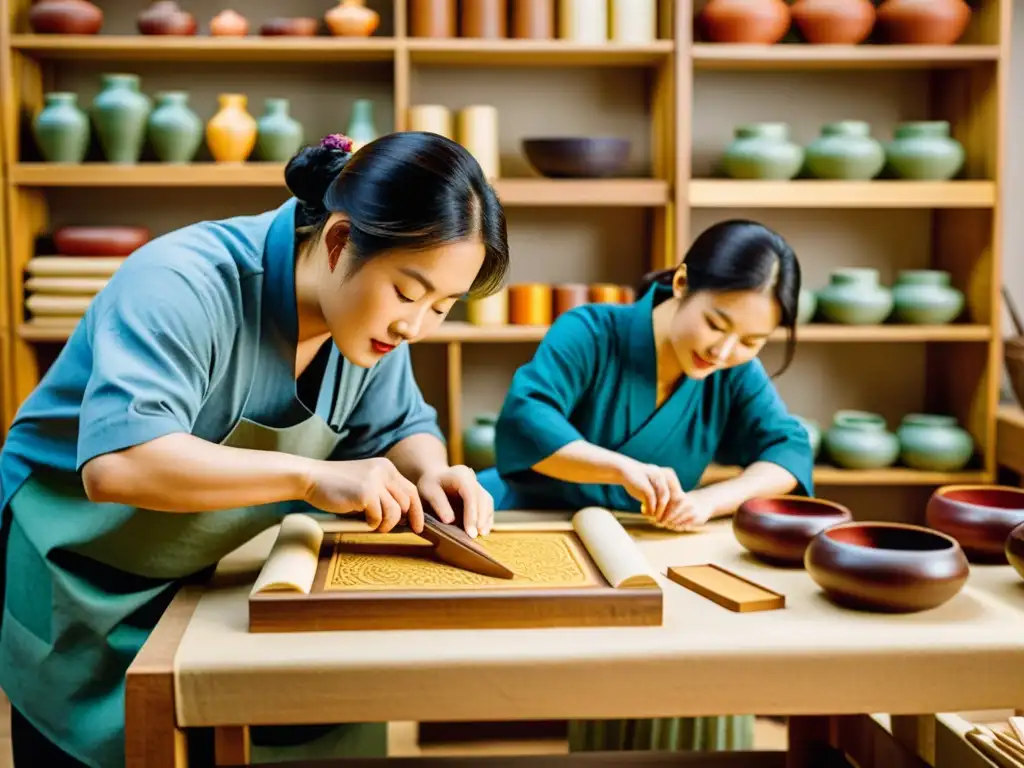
left=126, top=513, right=1024, bottom=768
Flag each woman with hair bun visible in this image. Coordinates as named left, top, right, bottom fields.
left=0, top=131, right=509, bottom=768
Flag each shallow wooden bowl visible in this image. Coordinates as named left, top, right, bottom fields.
left=1007, top=521, right=1024, bottom=581
left=522, top=137, right=631, bottom=179
left=53, top=226, right=150, bottom=257
left=925, top=484, right=1024, bottom=563
left=804, top=522, right=969, bottom=613
left=733, top=495, right=853, bottom=566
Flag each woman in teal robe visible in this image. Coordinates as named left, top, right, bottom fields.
left=479, top=219, right=814, bottom=752
left=0, top=132, right=509, bottom=768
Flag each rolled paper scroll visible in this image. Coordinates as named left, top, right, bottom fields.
left=572, top=507, right=657, bottom=588
left=251, top=514, right=324, bottom=594
left=457, top=105, right=500, bottom=179
left=467, top=287, right=508, bottom=325
left=408, top=104, right=454, bottom=139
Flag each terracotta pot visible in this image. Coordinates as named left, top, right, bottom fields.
left=325, top=0, right=380, bottom=36
left=53, top=226, right=151, bottom=257
left=260, top=17, right=320, bottom=36
left=805, top=522, right=969, bottom=613
left=210, top=10, right=249, bottom=36
left=137, top=1, right=197, bottom=35
left=791, top=0, right=875, bottom=44
left=1007, top=521, right=1024, bottom=582
left=875, top=0, right=971, bottom=45
left=29, top=0, right=103, bottom=34
left=925, top=485, right=1024, bottom=563
left=509, top=284, right=552, bottom=325
left=206, top=94, right=257, bottom=163
left=699, top=0, right=791, bottom=44
left=553, top=284, right=590, bottom=317
left=733, top=495, right=853, bottom=566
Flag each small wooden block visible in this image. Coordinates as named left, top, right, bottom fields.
left=667, top=564, right=785, bottom=613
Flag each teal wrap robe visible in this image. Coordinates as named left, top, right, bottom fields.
left=479, top=283, right=814, bottom=752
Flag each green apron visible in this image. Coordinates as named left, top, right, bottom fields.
left=0, top=410, right=386, bottom=768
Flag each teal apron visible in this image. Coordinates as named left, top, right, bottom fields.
left=0, top=406, right=386, bottom=768
left=568, top=716, right=754, bottom=752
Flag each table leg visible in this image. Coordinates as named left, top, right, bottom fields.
left=786, top=715, right=835, bottom=768
left=214, top=726, right=251, bottom=766
left=890, top=715, right=936, bottom=764
left=126, top=586, right=204, bottom=768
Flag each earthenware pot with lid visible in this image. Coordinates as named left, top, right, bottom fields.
left=698, top=0, right=792, bottom=44
left=875, top=0, right=971, bottom=44
left=891, top=269, right=964, bottom=324
left=926, top=485, right=1024, bottom=563
left=815, top=268, right=893, bottom=325
left=790, top=0, right=876, bottom=44
left=884, top=121, right=965, bottom=181
left=721, top=123, right=804, bottom=180
left=823, top=410, right=899, bottom=470
left=804, top=121, right=885, bottom=180
left=896, top=414, right=973, bottom=472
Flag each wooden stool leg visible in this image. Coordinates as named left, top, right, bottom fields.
left=787, top=715, right=835, bottom=768
left=891, top=714, right=936, bottom=764
left=214, top=726, right=251, bottom=766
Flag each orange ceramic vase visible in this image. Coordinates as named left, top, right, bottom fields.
left=206, top=94, right=256, bottom=162
left=325, top=0, right=380, bottom=36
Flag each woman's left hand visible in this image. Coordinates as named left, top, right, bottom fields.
left=416, top=465, right=495, bottom=538
left=656, top=488, right=716, bottom=532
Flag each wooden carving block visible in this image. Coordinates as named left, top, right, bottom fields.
left=667, top=564, right=785, bottom=613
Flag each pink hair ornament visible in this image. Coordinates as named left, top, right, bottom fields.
left=320, top=133, right=354, bottom=153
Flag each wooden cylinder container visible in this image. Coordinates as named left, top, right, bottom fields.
left=461, top=0, right=507, bottom=38
left=457, top=105, right=500, bottom=179
left=590, top=283, right=622, bottom=304
left=509, top=284, right=553, bottom=325
left=410, top=0, right=457, bottom=37
left=467, top=289, right=509, bottom=326
left=512, top=0, right=555, bottom=39
left=553, top=283, right=590, bottom=317
left=408, top=104, right=454, bottom=139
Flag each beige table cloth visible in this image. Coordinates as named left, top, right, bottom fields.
left=172, top=514, right=1024, bottom=728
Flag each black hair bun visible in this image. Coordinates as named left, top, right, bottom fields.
left=284, top=144, right=350, bottom=212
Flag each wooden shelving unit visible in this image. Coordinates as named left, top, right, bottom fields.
left=0, top=0, right=1012, bottom=499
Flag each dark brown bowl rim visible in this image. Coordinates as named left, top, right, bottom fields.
left=521, top=137, right=631, bottom=145
left=818, top=521, right=963, bottom=554
left=739, top=494, right=852, bottom=518
left=932, top=484, right=1024, bottom=510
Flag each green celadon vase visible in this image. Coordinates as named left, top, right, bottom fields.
left=896, top=413, right=973, bottom=472
left=805, top=120, right=885, bottom=180
left=256, top=98, right=304, bottom=162
left=885, top=121, right=965, bottom=181
left=147, top=91, right=203, bottom=163
left=463, top=414, right=497, bottom=471
left=33, top=92, right=90, bottom=163
left=91, top=73, right=152, bottom=164
left=824, top=410, right=900, bottom=470
left=816, top=268, right=893, bottom=325
left=891, top=270, right=964, bottom=325
left=721, top=123, right=804, bottom=180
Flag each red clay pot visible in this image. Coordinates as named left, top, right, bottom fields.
left=260, top=17, right=320, bottom=36
left=805, top=522, right=969, bottom=613
left=791, top=0, right=876, bottom=44
left=699, top=0, right=791, bottom=44
left=53, top=226, right=151, bottom=257
left=734, top=495, right=853, bottom=566
left=925, top=485, right=1024, bottom=563
left=1007, top=521, right=1024, bottom=581
left=29, top=0, right=103, bottom=34
left=137, top=1, right=197, bottom=35
left=875, top=0, right=971, bottom=45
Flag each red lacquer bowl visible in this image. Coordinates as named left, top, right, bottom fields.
left=733, top=495, right=853, bottom=566
left=53, top=226, right=150, bottom=257
left=1007, top=521, right=1024, bottom=581
left=805, top=522, right=969, bottom=613
left=925, top=485, right=1024, bottom=563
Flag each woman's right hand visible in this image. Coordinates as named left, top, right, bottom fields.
left=616, top=458, right=687, bottom=525
left=303, top=457, right=425, bottom=533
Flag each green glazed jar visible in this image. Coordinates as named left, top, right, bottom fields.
left=256, top=98, right=304, bottom=162
left=346, top=98, right=379, bottom=153
left=91, top=73, right=152, bottom=164
left=32, top=92, right=90, bottom=163
left=816, top=268, right=893, bottom=325
left=796, top=287, right=817, bottom=325
left=147, top=92, right=202, bottom=163
left=885, top=121, right=965, bottom=181
left=896, top=413, right=973, bottom=472
left=795, top=416, right=821, bottom=460
left=891, top=270, right=964, bottom=325
left=824, top=410, right=900, bottom=470
left=805, top=121, right=885, bottom=180
left=463, top=414, right=497, bottom=471
left=721, top=123, right=804, bottom=180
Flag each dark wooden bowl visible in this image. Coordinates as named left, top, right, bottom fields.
left=804, top=522, right=969, bottom=613
left=733, top=495, right=853, bottom=566
left=925, top=484, right=1024, bottom=563
left=52, top=226, right=150, bottom=257
left=1007, top=521, right=1024, bottom=581
left=521, top=138, right=631, bottom=179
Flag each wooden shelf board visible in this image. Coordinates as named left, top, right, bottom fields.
left=11, top=165, right=667, bottom=205
left=407, top=38, right=674, bottom=66
left=689, top=180, right=996, bottom=208
left=702, top=465, right=990, bottom=486
left=692, top=44, right=1001, bottom=70
left=9, top=35, right=396, bottom=62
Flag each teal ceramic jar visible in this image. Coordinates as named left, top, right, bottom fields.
left=896, top=414, right=973, bottom=472
left=147, top=92, right=202, bottom=163
left=891, top=270, right=964, bottom=325
left=824, top=410, right=900, bottom=470
left=91, top=73, right=152, bottom=164
left=463, top=414, right=497, bottom=471
left=795, top=416, right=821, bottom=460
left=256, top=98, right=304, bottom=162
left=816, top=268, right=893, bottom=325
left=805, top=121, right=885, bottom=180
left=797, top=287, right=817, bottom=324
left=346, top=98, right=379, bottom=153
left=721, top=123, right=804, bottom=180
left=885, top=121, right=965, bottom=181
left=32, top=92, right=90, bottom=163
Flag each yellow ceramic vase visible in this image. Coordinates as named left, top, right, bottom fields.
left=206, top=93, right=257, bottom=163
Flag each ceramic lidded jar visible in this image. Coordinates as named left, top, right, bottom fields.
left=137, top=0, right=198, bottom=34
left=206, top=94, right=257, bottom=163
left=147, top=91, right=203, bottom=163
left=896, top=414, right=973, bottom=472
left=804, top=121, right=885, bottom=180
left=875, top=0, right=971, bottom=44
left=33, top=93, right=90, bottom=163
left=346, top=99, right=379, bottom=153
left=721, top=123, right=804, bottom=180
left=29, top=0, right=103, bottom=34
left=796, top=287, right=817, bottom=324
left=816, top=267, right=893, bottom=325
left=699, top=0, right=791, bottom=43
left=885, top=121, right=965, bottom=181
left=255, top=98, right=304, bottom=162
left=91, top=73, right=153, bottom=164
left=210, top=10, right=249, bottom=36
left=824, top=410, right=900, bottom=470
left=463, top=415, right=498, bottom=470
left=891, top=269, right=964, bottom=325
left=790, top=0, right=876, bottom=44
left=325, top=0, right=381, bottom=36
